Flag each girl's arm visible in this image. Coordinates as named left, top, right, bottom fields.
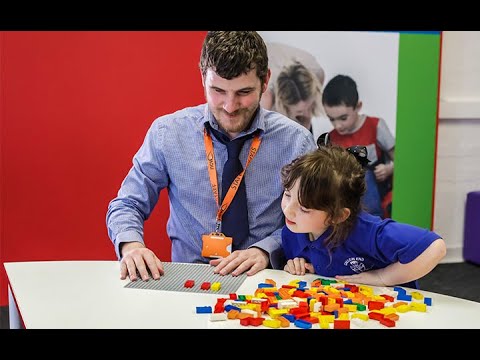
left=336, top=238, right=447, bottom=286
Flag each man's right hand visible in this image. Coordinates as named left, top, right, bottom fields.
left=119, top=242, right=164, bottom=281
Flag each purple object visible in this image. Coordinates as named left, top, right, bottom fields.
left=464, top=191, right=480, bottom=264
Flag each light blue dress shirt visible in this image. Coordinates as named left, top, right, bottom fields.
left=106, top=104, right=316, bottom=268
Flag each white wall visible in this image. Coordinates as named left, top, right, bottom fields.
left=435, top=31, right=480, bottom=263
left=258, top=31, right=399, bottom=136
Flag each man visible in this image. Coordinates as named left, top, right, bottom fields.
left=106, top=31, right=316, bottom=282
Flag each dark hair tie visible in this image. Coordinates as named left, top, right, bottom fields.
left=316, top=132, right=331, bottom=148
left=346, top=145, right=369, bottom=167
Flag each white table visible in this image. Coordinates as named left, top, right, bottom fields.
left=4, top=260, right=480, bottom=329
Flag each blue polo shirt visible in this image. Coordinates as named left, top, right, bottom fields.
left=281, top=211, right=442, bottom=289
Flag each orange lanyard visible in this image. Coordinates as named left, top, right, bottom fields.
left=203, top=127, right=261, bottom=232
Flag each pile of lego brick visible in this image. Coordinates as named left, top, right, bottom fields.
left=196, top=278, right=431, bottom=329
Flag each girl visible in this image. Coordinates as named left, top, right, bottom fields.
left=280, top=145, right=446, bottom=288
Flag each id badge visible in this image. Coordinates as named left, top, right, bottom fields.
left=201, top=232, right=232, bottom=258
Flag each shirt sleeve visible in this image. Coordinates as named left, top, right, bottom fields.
left=376, top=117, right=395, bottom=152
left=250, top=227, right=285, bottom=269
left=106, top=119, right=170, bottom=259
left=374, top=220, right=442, bottom=264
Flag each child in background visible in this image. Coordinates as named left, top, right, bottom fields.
left=322, top=74, right=394, bottom=218
left=280, top=145, right=446, bottom=289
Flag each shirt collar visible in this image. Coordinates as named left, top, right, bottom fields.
left=202, top=105, right=266, bottom=138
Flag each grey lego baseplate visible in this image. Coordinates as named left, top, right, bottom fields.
left=124, top=262, right=247, bottom=295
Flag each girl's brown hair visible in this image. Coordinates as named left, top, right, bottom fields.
left=281, top=145, right=366, bottom=250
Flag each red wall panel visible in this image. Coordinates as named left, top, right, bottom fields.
left=0, top=31, right=206, bottom=305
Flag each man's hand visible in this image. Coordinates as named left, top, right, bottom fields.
left=284, top=257, right=315, bottom=276
left=119, top=242, right=164, bottom=281
left=210, top=247, right=269, bottom=276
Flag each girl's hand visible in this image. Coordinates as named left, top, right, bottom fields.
left=284, top=257, right=315, bottom=276
left=335, top=270, right=386, bottom=287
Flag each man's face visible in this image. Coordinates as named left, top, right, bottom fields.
left=203, top=68, right=267, bottom=138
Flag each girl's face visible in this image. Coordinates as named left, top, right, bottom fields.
left=281, top=178, right=329, bottom=240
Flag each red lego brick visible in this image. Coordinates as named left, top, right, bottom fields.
left=184, top=279, right=195, bottom=288
left=334, top=319, right=350, bottom=329
left=368, top=300, right=385, bottom=310
left=380, top=317, right=396, bottom=327
left=368, top=312, right=384, bottom=321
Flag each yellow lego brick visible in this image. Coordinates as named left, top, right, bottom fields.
left=309, top=299, right=317, bottom=312
left=327, top=297, right=337, bottom=305
left=319, top=315, right=335, bottom=323
left=244, top=303, right=258, bottom=311
left=326, top=287, right=340, bottom=294
left=319, top=319, right=330, bottom=329
left=231, top=301, right=247, bottom=308
left=345, top=304, right=358, bottom=312
left=309, top=312, right=322, bottom=319
left=338, top=313, right=350, bottom=320
left=211, top=282, right=221, bottom=291
left=395, top=304, right=411, bottom=313
left=351, top=313, right=369, bottom=321
left=255, top=293, right=268, bottom=299
left=267, top=308, right=288, bottom=318
left=379, top=307, right=397, bottom=315
left=410, top=302, right=427, bottom=312
left=359, top=285, right=374, bottom=295
left=262, top=287, right=278, bottom=293
left=263, top=319, right=281, bottom=328
left=344, top=291, right=355, bottom=298
left=410, top=291, right=424, bottom=300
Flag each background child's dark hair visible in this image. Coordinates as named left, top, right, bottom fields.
left=281, top=145, right=366, bottom=250
left=322, top=74, right=358, bottom=108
